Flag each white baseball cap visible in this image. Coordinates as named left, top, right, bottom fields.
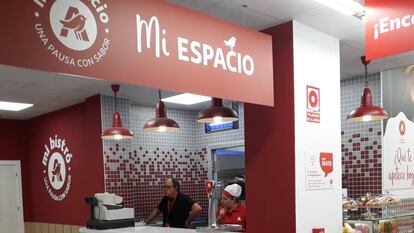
left=223, top=184, right=242, bottom=198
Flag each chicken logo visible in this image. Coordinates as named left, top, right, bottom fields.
left=48, top=0, right=99, bottom=51
left=399, top=120, right=406, bottom=136
left=224, top=36, right=237, bottom=51
left=59, top=7, right=90, bottom=42
left=51, top=159, right=63, bottom=182
left=42, top=135, right=73, bottom=201
left=47, top=152, right=66, bottom=190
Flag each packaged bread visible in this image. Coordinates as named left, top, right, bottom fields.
left=382, top=193, right=401, bottom=207
left=343, top=197, right=358, bottom=209
left=365, top=197, right=382, bottom=207
left=357, top=194, right=374, bottom=207
left=358, top=193, right=383, bottom=207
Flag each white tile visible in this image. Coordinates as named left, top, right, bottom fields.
left=0, top=81, right=29, bottom=95
left=167, top=0, right=220, bottom=11
left=294, top=7, right=362, bottom=34
left=246, top=0, right=321, bottom=21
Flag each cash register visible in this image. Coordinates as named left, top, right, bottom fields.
left=85, top=193, right=135, bottom=230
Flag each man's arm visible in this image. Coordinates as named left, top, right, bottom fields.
left=147, top=197, right=166, bottom=224
left=146, top=208, right=161, bottom=224
left=185, top=203, right=202, bottom=228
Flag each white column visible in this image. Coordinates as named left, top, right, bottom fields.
left=293, top=21, right=343, bottom=233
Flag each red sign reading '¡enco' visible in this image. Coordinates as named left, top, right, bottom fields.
left=366, top=0, right=414, bottom=60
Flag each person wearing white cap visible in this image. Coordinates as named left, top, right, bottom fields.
left=216, top=183, right=246, bottom=232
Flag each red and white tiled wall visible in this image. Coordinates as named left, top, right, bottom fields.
left=341, top=73, right=383, bottom=198
left=101, top=96, right=245, bottom=220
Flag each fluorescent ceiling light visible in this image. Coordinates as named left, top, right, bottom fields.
left=0, top=101, right=33, bottom=111
left=162, top=93, right=211, bottom=105
left=315, top=0, right=364, bottom=16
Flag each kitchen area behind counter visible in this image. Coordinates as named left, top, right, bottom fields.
left=101, top=97, right=245, bottom=225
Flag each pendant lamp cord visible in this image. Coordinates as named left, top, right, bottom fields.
left=364, top=62, right=368, bottom=87
left=114, top=89, right=118, bottom=112
left=242, top=0, right=247, bottom=26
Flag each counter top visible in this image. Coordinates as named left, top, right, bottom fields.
left=79, top=226, right=197, bottom=233
left=79, top=226, right=236, bottom=233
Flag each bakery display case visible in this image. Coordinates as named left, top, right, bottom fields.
left=343, top=193, right=401, bottom=221
left=343, top=196, right=414, bottom=233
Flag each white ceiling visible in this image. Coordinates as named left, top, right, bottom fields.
left=0, top=66, right=100, bottom=120
left=2, top=0, right=414, bottom=119
left=0, top=65, right=213, bottom=120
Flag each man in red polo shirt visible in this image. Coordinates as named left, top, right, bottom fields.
left=216, top=184, right=246, bottom=232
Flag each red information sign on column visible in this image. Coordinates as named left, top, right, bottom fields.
left=306, top=85, right=320, bottom=123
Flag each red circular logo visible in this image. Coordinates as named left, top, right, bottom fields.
left=399, top=120, right=406, bottom=136
left=309, top=90, right=318, bottom=108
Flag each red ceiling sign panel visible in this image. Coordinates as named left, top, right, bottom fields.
left=366, top=0, right=414, bottom=60
left=0, top=0, right=274, bottom=106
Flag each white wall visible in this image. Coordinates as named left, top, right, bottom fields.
left=293, top=21, right=343, bottom=233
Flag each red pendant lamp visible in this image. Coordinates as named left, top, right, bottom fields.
left=197, top=98, right=238, bottom=124
left=346, top=56, right=388, bottom=122
left=101, top=84, right=134, bottom=140
left=143, top=90, right=180, bottom=132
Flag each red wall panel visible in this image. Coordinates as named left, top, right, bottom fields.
left=0, top=95, right=104, bottom=226
left=24, top=95, right=104, bottom=226
left=245, top=22, right=296, bottom=233
left=0, top=119, right=27, bottom=160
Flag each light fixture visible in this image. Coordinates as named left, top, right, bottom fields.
left=197, top=98, right=238, bottom=124
left=346, top=56, right=388, bottom=122
left=161, top=93, right=211, bottom=105
left=101, top=84, right=134, bottom=140
left=0, top=101, right=33, bottom=111
left=315, top=0, right=364, bottom=16
left=143, top=90, right=180, bottom=132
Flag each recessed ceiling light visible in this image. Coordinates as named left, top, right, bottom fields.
left=162, top=93, right=211, bottom=105
left=315, top=0, right=364, bottom=16
left=0, top=101, right=33, bottom=111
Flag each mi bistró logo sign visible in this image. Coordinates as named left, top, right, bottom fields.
left=33, top=0, right=111, bottom=67
left=42, top=135, right=73, bottom=201
left=135, top=15, right=255, bottom=77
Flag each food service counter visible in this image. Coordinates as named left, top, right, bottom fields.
left=80, top=226, right=235, bottom=233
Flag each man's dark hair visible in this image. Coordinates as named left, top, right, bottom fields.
left=170, top=177, right=180, bottom=192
